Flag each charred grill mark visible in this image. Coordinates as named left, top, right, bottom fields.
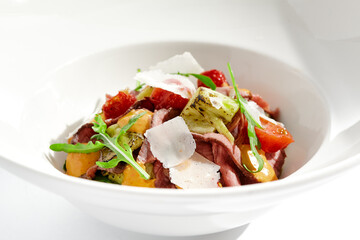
left=196, top=94, right=207, bottom=103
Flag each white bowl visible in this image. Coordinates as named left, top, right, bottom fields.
left=0, top=41, right=359, bottom=236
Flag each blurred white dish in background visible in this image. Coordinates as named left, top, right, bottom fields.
left=288, top=0, right=360, bottom=40
left=0, top=41, right=359, bottom=236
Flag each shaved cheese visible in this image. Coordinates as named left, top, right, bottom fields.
left=144, top=115, right=220, bottom=189
left=248, top=100, right=283, bottom=126
left=144, top=116, right=195, bottom=168
left=245, top=100, right=263, bottom=127
left=149, top=52, right=204, bottom=75
left=169, top=152, right=220, bottom=189
left=134, top=70, right=196, bottom=99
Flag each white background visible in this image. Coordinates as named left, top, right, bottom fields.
left=1, top=0, right=360, bottom=239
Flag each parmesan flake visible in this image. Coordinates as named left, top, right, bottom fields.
left=134, top=70, right=196, bottom=99
left=144, top=116, right=195, bottom=168
left=169, top=152, right=221, bottom=189
left=149, top=52, right=204, bottom=75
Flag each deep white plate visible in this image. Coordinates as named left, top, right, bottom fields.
left=0, top=41, right=359, bottom=236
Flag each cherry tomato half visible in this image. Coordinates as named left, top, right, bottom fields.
left=197, top=69, right=229, bottom=88
left=102, top=91, right=136, bottom=119
left=255, top=117, right=294, bottom=153
left=150, top=88, right=189, bottom=110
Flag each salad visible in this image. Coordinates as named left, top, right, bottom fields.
left=50, top=52, right=294, bottom=189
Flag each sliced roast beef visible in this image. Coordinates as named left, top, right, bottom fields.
left=216, top=86, right=252, bottom=99
left=137, top=139, right=156, bottom=164
left=82, top=163, right=127, bottom=180
left=250, top=94, right=279, bottom=120
left=266, top=149, right=286, bottom=178
left=215, top=86, right=234, bottom=97
left=212, top=143, right=242, bottom=186
left=133, top=97, right=155, bottom=112
left=83, top=164, right=98, bottom=179
left=226, top=109, right=242, bottom=136
left=150, top=108, right=181, bottom=127
left=192, top=133, right=242, bottom=167
left=192, top=132, right=242, bottom=187
left=226, top=110, right=248, bottom=146
left=194, top=140, right=214, bottom=162
left=70, top=123, right=96, bottom=144
left=153, top=160, right=176, bottom=188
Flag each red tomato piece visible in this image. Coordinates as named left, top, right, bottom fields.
left=150, top=88, right=189, bottom=110
left=197, top=69, right=229, bottom=88
left=255, top=118, right=294, bottom=153
left=102, top=91, right=136, bottom=119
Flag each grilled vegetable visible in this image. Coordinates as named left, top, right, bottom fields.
left=118, top=132, right=144, bottom=150
left=180, top=87, right=239, bottom=142
left=107, top=172, right=124, bottom=184
left=136, top=86, right=153, bottom=100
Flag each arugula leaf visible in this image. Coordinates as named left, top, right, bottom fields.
left=176, top=72, right=217, bottom=90
left=134, top=80, right=145, bottom=92
left=243, top=113, right=264, bottom=173
left=227, top=64, right=262, bottom=129
left=117, top=111, right=146, bottom=137
left=95, top=143, right=131, bottom=169
left=50, top=141, right=104, bottom=153
left=96, top=158, right=121, bottom=169
left=91, top=114, right=150, bottom=179
left=227, top=63, right=264, bottom=173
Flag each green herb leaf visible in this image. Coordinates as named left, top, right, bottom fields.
left=190, top=73, right=217, bottom=90
left=227, top=64, right=262, bottom=129
left=176, top=72, right=217, bottom=90
left=242, top=113, right=264, bottom=173
left=134, top=80, right=145, bottom=92
left=50, top=141, right=104, bottom=153
left=96, top=158, right=122, bottom=169
left=92, top=114, right=150, bottom=180
left=117, top=111, right=146, bottom=137
left=227, top=62, right=264, bottom=173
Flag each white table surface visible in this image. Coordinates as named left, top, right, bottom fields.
left=1, top=1, right=359, bottom=239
